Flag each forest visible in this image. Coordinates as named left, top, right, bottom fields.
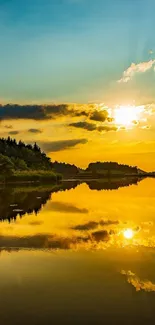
left=0, top=137, right=61, bottom=183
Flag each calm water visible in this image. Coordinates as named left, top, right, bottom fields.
left=1, top=178, right=155, bottom=324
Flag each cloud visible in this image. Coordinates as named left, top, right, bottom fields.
left=72, top=219, right=119, bottom=231
left=69, top=121, right=96, bottom=131
left=48, top=201, right=88, bottom=213
left=91, top=230, right=110, bottom=242
left=97, top=125, right=118, bottom=132
left=38, top=138, right=88, bottom=152
left=69, top=121, right=118, bottom=132
left=0, top=103, right=114, bottom=125
left=28, top=128, right=43, bottom=133
left=72, top=221, right=99, bottom=231
left=89, top=110, right=109, bottom=122
left=8, top=130, right=19, bottom=135
left=0, top=104, right=89, bottom=121
left=121, top=270, right=155, bottom=292
left=118, top=59, right=155, bottom=83
left=0, top=104, right=69, bottom=120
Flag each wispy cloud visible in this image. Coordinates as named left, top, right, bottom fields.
left=38, top=138, right=88, bottom=152
left=118, top=59, right=155, bottom=83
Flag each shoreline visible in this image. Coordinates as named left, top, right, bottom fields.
left=1, top=174, right=154, bottom=185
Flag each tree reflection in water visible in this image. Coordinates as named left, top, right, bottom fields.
left=0, top=177, right=143, bottom=222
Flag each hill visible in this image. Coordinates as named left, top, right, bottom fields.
left=86, top=162, right=139, bottom=176
left=53, top=161, right=146, bottom=178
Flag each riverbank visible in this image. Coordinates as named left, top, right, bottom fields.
left=0, top=170, right=62, bottom=184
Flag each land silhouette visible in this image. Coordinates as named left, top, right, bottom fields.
left=0, top=137, right=153, bottom=184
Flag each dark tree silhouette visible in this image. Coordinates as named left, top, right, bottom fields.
left=0, top=137, right=53, bottom=171
left=0, top=154, right=14, bottom=181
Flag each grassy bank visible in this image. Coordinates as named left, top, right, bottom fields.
left=0, top=170, right=62, bottom=184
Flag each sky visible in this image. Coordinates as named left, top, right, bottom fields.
left=1, top=0, right=155, bottom=171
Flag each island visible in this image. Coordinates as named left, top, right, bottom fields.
left=52, top=161, right=148, bottom=179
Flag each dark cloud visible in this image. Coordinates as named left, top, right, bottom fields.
left=97, top=125, right=118, bottom=132
left=47, top=201, right=88, bottom=213
left=38, top=139, right=88, bottom=152
left=72, top=109, right=89, bottom=117
left=72, top=219, right=119, bottom=231
left=72, top=221, right=98, bottom=231
left=91, top=230, right=110, bottom=242
left=69, top=121, right=118, bottom=132
left=0, top=104, right=68, bottom=120
left=0, top=104, right=89, bottom=121
left=8, top=130, right=19, bottom=135
left=0, top=104, right=114, bottom=124
left=28, top=128, right=43, bottom=133
left=69, top=121, right=96, bottom=131
left=89, top=110, right=109, bottom=122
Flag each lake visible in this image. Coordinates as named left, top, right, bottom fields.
left=0, top=178, right=155, bottom=324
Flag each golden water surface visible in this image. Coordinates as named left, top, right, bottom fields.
left=0, top=178, right=155, bottom=324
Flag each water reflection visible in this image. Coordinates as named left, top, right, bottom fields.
left=0, top=181, right=79, bottom=222
left=0, top=177, right=155, bottom=252
left=0, top=177, right=141, bottom=222
left=0, top=178, right=155, bottom=325
left=0, top=185, right=52, bottom=222
left=85, top=177, right=142, bottom=190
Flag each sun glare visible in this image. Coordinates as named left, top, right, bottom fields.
left=123, top=229, right=134, bottom=239
left=113, top=105, right=144, bottom=127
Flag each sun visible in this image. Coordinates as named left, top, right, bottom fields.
left=113, top=105, right=143, bottom=127
left=123, top=229, right=134, bottom=239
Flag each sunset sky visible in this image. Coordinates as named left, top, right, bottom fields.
left=1, top=0, right=155, bottom=171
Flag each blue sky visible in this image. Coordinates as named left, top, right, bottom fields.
left=0, top=0, right=155, bottom=103
left=1, top=1, right=155, bottom=170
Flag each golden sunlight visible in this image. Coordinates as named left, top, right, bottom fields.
left=113, top=105, right=144, bottom=127
left=123, top=228, right=134, bottom=239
